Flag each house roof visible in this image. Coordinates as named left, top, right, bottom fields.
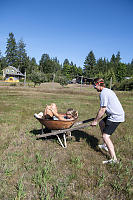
left=3, top=66, right=25, bottom=76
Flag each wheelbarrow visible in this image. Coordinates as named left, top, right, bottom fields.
left=34, top=113, right=94, bottom=148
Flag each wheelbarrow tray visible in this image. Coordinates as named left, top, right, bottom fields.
left=36, top=118, right=94, bottom=139
left=36, top=115, right=78, bottom=130
left=37, top=118, right=77, bottom=130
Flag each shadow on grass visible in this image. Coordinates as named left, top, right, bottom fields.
left=31, top=128, right=105, bottom=153
left=72, top=130, right=109, bottom=157
left=72, top=130, right=99, bottom=151
left=30, top=128, right=48, bottom=135
left=30, top=128, right=57, bottom=140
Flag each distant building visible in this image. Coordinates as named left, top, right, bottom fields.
left=124, top=77, right=132, bottom=80
left=76, top=76, right=94, bottom=84
left=2, top=66, right=25, bottom=82
left=71, top=78, right=77, bottom=84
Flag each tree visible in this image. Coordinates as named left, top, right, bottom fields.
left=0, top=50, right=2, bottom=59
left=126, top=59, right=133, bottom=76
left=52, top=57, right=61, bottom=72
left=5, top=32, right=18, bottom=67
left=83, top=51, right=96, bottom=77
left=39, top=53, right=50, bottom=73
left=95, top=58, right=105, bottom=76
left=52, top=57, right=59, bottom=64
left=115, top=63, right=127, bottom=82
left=17, top=39, right=28, bottom=74
left=0, top=50, right=2, bottom=72
left=110, top=54, right=116, bottom=64
left=103, top=68, right=116, bottom=87
left=26, top=57, right=38, bottom=75
left=30, top=70, right=45, bottom=87
left=115, top=51, right=121, bottom=63
left=62, top=64, right=72, bottom=79
left=77, top=66, right=83, bottom=76
left=110, top=51, right=121, bottom=76
left=39, top=54, right=62, bottom=82
left=63, top=59, right=69, bottom=66
left=57, top=76, right=68, bottom=87
left=70, top=61, right=73, bottom=66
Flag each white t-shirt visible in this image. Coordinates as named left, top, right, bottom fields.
left=100, top=88, right=125, bottom=122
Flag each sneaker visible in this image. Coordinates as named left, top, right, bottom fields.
left=34, top=113, right=39, bottom=118
left=98, top=144, right=108, bottom=152
left=34, top=112, right=43, bottom=119
left=38, top=112, right=43, bottom=118
left=102, top=159, right=119, bottom=164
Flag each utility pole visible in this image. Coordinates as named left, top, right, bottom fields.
left=53, top=73, right=55, bottom=82
left=81, top=76, right=83, bottom=87
left=24, top=70, right=26, bottom=86
left=110, top=77, right=112, bottom=89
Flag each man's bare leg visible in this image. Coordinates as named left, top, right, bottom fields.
left=99, top=120, right=107, bottom=147
left=102, top=133, right=117, bottom=160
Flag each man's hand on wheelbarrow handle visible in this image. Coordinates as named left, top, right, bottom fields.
left=91, top=119, right=97, bottom=126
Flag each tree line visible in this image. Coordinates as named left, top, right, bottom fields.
left=0, top=32, right=133, bottom=88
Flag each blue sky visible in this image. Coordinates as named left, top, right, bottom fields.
left=0, top=0, right=133, bottom=67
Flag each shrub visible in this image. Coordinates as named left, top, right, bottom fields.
left=0, top=75, right=3, bottom=80
left=56, top=76, right=68, bottom=87
left=10, top=83, right=16, bottom=86
left=29, top=71, right=44, bottom=87
left=112, top=78, right=133, bottom=91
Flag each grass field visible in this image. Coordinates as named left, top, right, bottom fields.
left=0, top=83, right=133, bottom=200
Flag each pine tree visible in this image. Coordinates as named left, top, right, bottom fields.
left=26, top=57, right=38, bottom=75
left=5, top=32, right=18, bottom=67
left=63, top=59, right=69, bottom=66
left=39, top=53, right=50, bottom=73
left=116, top=51, right=121, bottom=63
left=126, top=59, right=133, bottom=76
left=115, top=63, right=127, bottom=82
left=83, top=51, right=96, bottom=77
left=17, top=39, right=28, bottom=73
left=0, top=50, right=2, bottom=58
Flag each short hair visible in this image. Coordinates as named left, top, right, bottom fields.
left=66, top=108, right=78, bottom=118
left=67, top=108, right=74, bottom=112
left=93, top=78, right=105, bottom=87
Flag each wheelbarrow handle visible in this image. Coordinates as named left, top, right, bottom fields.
left=37, top=118, right=95, bottom=139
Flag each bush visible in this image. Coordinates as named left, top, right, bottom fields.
left=0, top=75, right=3, bottom=80
left=29, top=71, right=44, bottom=87
left=10, top=83, right=17, bottom=86
left=19, top=79, right=24, bottom=82
left=56, top=76, right=68, bottom=87
left=112, top=78, right=133, bottom=91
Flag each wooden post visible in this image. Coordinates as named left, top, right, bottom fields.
left=24, top=70, right=26, bottom=86
left=53, top=73, right=55, bottom=82
left=81, top=76, right=83, bottom=87
left=110, top=77, right=112, bottom=90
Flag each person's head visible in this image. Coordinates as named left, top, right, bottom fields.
left=93, top=78, right=105, bottom=92
left=66, top=108, right=78, bottom=119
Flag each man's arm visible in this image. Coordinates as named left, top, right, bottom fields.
left=91, top=106, right=106, bottom=126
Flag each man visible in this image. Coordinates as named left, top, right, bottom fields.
left=91, top=78, right=125, bottom=164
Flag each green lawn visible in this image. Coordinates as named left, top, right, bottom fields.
left=0, top=83, right=133, bottom=200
